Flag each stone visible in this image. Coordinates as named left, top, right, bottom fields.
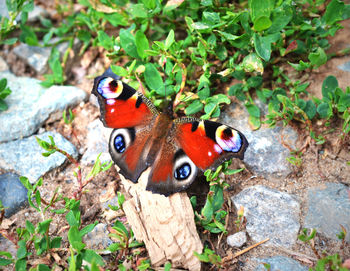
left=221, top=103, right=298, bottom=178
left=13, top=38, right=81, bottom=74
left=82, top=223, right=113, bottom=252
left=0, top=236, right=17, bottom=258
left=0, top=131, right=78, bottom=183
left=0, top=172, right=28, bottom=217
left=338, top=60, right=350, bottom=73
left=232, top=185, right=300, bottom=248
left=227, top=231, right=247, bottom=248
left=81, top=119, right=112, bottom=166
left=0, top=71, right=87, bottom=143
left=254, top=256, right=308, bottom=271
left=13, top=44, right=51, bottom=74
left=304, top=182, right=350, bottom=242
left=0, top=56, right=9, bottom=72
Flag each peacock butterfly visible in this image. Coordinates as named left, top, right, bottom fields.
left=92, top=68, right=249, bottom=195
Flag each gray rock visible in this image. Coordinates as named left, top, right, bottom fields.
left=27, top=5, right=49, bottom=22
left=338, top=60, right=350, bottom=72
left=0, top=172, right=28, bottom=217
left=304, top=182, right=350, bottom=242
left=0, top=0, right=8, bottom=19
left=83, top=223, right=113, bottom=252
left=232, top=185, right=300, bottom=248
left=0, top=56, right=9, bottom=72
left=221, top=103, right=298, bottom=178
left=81, top=119, right=112, bottom=166
left=254, top=256, right=308, bottom=271
left=227, top=231, right=247, bottom=248
left=13, top=38, right=81, bottom=74
left=13, top=44, right=51, bottom=74
left=0, top=131, right=78, bottom=183
left=0, top=71, right=87, bottom=143
left=0, top=236, right=17, bottom=258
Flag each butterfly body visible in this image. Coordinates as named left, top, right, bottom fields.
left=93, top=68, right=249, bottom=195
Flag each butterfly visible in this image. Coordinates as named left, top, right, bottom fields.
left=92, top=68, right=249, bottom=196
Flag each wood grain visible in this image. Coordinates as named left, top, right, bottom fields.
left=119, top=167, right=203, bottom=271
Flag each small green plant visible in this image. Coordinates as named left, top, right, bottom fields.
left=194, top=247, right=222, bottom=268
left=299, top=228, right=350, bottom=271
left=35, top=136, right=112, bottom=199
left=193, top=160, right=244, bottom=234
left=62, top=108, right=75, bottom=125
left=0, top=78, right=12, bottom=111
left=0, top=0, right=34, bottom=45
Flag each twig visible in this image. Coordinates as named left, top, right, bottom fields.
left=277, top=247, right=318, bottom=261
left=222, top=238, right=270, bottom=263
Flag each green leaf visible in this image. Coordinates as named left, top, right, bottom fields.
left=253, top=16, right=272, bottom=31
left=0, top=258, right=12, bottom=266
left=135, top=30, right=149, bottom=59
left=338, top=94, right=350, bottom=112
left=144, top=63, right=166, bottom=96
left=101, top=12, right=128, bottom=27
left=0, top=100, right=8, bottom=111
left=19, top=25, right=38, bottom=46
left=37, top=219, right=52, bottom=235
left=79, top=222, right=98, bottom=237
left=36, top=264, right=51, bottom=271
left=111, top=65, right=128, bottom=77
left=113, top=220, right=129, bottom=237
left=241, top=53, right=264, bottom=73
left=50, top=237, right=62, bottom=249
left=97, top=31, right=113, bottom=51
left=185, top=100, right=203, bottom=115
left=288, top=60, right=311, bottom=71
left=322, top=75, right=338, bottom=100
left=308, top=47, right=327, bottom=68
left=249, top=115, right=261, bottom=129
left=119, top=29, right=139, bottom=58
left=304, top=100, right=317, bottom=119
left=128, top=3, right=148, bottom=18
left=322, top=0, right=344, bottom=25
left=165, top=29, right=175, bottom=50
left=68, top=226, right=85, bottom=251
left=15, top=258, right=27, bottom=271
left=245, top=104, right=261, bottom=118
left=81, top=249, right=105, bottom=266
left=317, top=102, right=331, bottom=118
left=0, top=78, right=7, bottom=92
left=25, top=220, right=35, bottom=234
left=253, top=33, right=271, bottom=61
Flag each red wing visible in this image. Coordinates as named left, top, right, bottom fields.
left=92, top=68, right=158, bottom=129
left=146, top=140, right=198, bottom=196
left=176, top=118, right=249, bottom=170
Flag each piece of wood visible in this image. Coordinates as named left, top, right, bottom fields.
left=119, top=167, right=203, bottom=271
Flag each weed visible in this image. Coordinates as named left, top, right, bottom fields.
left=0, top=78, right=12, bottom=111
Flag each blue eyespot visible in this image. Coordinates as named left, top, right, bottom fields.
left=174, top=163, right=191, bottom=180
left=114, top=135, right=126, bottom=153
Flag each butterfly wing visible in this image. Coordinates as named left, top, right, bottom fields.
left=176, top=118, right=248, bottom=170
left=92, top=68, right=158, bottom=129
left=92, top=69, right=159, bottom=182
left=145, top=118, right=248, bottom=195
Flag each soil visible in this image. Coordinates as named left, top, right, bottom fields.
left=0, top=8, right=350, bottom=271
